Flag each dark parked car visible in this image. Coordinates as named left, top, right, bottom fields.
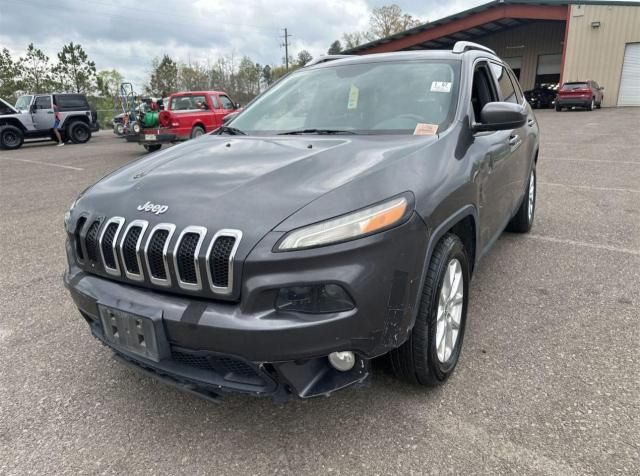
left=555, top=80, right=604, bottom=111
left=63, top=42, right=539, bottom=402
left=524, top=84, right=557, bottom=109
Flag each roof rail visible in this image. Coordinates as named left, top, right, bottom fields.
left=452, top=41, right=496, bottom=55
left=305, top=54, right=352, bottom=67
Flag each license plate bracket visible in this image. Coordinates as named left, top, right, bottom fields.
left=98, top=305, right=169, bottom=362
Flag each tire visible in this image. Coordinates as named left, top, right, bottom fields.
left=507, top=165, right=536, bottom=233
left=555, top=104, right=562, bottom=112
left=191, top=125, right=205, bottom=139
left=0, top=125, right=24, bottom=150
left=143, top=144, right=162, bottom=153
left=587, top=98, right=595, bottom=111
left=597, top=97, right=603, bottom=109
left=390, top=233, right=470, bottom=386
left=67, top=121, right=91, bottom=144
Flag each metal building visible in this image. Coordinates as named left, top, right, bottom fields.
left=345, top=0, right=640, bottom=107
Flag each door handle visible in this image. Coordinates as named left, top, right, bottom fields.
left=47, top=111, right=54, bottom=114
left=509, top=134, right=520, bottom=146
left=527, top=119, right=535, bottom=127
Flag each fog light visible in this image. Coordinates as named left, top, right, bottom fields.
left=328, top=351, right=356, bottom=372
left=275, top=284, right=354, bottom=313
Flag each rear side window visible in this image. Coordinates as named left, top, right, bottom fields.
left=490, top=63, right=518, bottom=103
left=561, top=82, right=588, bottom=90
left=56, top=95, right=88, bottom=110
left=34, top=96, right=52, bottom=109
left=171, top=95, right=208, bottom=110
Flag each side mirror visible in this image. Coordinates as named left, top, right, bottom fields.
left=473, top=102, right=527, bottom=132
left=599, top=86, right=605, bottom=91
left=235, top=102, right=241, bottom=109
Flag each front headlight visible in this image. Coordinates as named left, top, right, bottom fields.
left=278, top=196, right=409, bottom=251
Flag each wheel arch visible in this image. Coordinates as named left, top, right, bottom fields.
left=407, top=205, right=478, bottom=331
left=192, top=121, right=206, bottom=132
left=0, top=117, right=27, bottom=132
left=63, top=114, right=90, bottom=127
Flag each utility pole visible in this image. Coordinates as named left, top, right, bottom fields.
left=281, top=28, right=292, bottom=71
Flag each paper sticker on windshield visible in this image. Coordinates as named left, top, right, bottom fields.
left=347, top=85, right=359, bottom=109
left=414, top=123, right=439, bottom=136
left=430, top=81, right=452, bottom=93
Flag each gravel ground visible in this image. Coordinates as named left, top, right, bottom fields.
left=1, top=108, right=639, bottom=475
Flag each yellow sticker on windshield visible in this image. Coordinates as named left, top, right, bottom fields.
left=347, top=85, right=359, bottom=110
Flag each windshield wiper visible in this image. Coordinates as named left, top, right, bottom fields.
left=217, top=125, right=247, bottom=135
left=278, top=128, right=357, bottom=135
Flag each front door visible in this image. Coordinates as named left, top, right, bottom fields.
left=32, top=95, right=55, bottom=130
left=470, top=62, right=514, bottom=250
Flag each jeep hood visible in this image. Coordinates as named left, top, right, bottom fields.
left=77, top=134, right=437, bottom=252
left=0, top=97, right=18, bottom=114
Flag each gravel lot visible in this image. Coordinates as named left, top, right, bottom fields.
left=1, top=109, right=639, bottom=475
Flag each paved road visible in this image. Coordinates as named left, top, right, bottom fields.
left=1, top=110, right=639, bottom=475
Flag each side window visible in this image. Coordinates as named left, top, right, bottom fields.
left=508, top=70, right=524, bottom=104
left=191, top=95, right=208, bottom=110
left=471, top=63, right=498, bottom=122
left=490, top=63, right=518, bottom=104
left=34, top=96, right=52, bottom=109
left=210, top=95, right=220, bottom=109
left=219, top=95, right=234, bottom=109
left=56, top=95, right=88, bottom=110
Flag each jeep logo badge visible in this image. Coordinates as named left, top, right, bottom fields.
left=137, top=201, right=168, bottom=215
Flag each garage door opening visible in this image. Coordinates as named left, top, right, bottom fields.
left=618, top=42, right=640, bottom=106
left=536, top=53, right=562, bottom=86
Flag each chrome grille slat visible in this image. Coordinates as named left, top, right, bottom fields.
left=144, top=223, right=176, bottom=287
left=119, top=220, right=149, bottom=281
left=172, top=226, right=207, bottom=291
left=205, top=229, right=243, bottom=295
left=76, top=217, right=241, bottom=296
left=99, top=217, right=125, bottom=276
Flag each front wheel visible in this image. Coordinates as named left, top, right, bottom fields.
left=0, top=125, right=24, bottom=150
left=390, top=233, right=470, bottom=386
left=507, top=166, right=536, bottom=233
left=555, top=104, right=562, bottom=112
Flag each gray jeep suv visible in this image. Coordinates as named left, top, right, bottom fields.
left=63, top=42, right=539, bottom=402
left=0, top=93, right=98, bottom=149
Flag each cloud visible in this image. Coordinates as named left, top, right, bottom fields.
left=0, top=0, right=482, bottom=91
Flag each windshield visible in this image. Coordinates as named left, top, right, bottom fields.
left=231, top=59, right=461, bottom=135
left=15, top=95, right=33, bottom=111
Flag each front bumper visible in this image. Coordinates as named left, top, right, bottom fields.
left=64, top=213, right=429, bottom=400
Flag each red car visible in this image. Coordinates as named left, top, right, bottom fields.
left=555, top=80, right=604, bottom=111
left=128, top=91, right=240, bottom=152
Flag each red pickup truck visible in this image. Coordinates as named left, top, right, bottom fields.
left=127, top=91, right=240, bottom=152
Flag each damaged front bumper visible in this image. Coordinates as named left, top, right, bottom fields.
left=64, top=213, right=428, bottom=402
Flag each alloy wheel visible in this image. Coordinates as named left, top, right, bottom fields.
left=528, top=171, right=535, bottom=222
left=436, top=258, right=463, bottom=363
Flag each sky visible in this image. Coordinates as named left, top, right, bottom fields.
left=0, top=0, right=487, bottom=90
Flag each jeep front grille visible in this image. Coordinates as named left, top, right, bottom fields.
left=74, top=216, right=87, bottom=260
left=72, top=218, right=240, bottom=296
left=85, top=220, right=101, bottom=262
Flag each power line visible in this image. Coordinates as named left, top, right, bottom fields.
left=281, top=28, right=293, bottom=71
